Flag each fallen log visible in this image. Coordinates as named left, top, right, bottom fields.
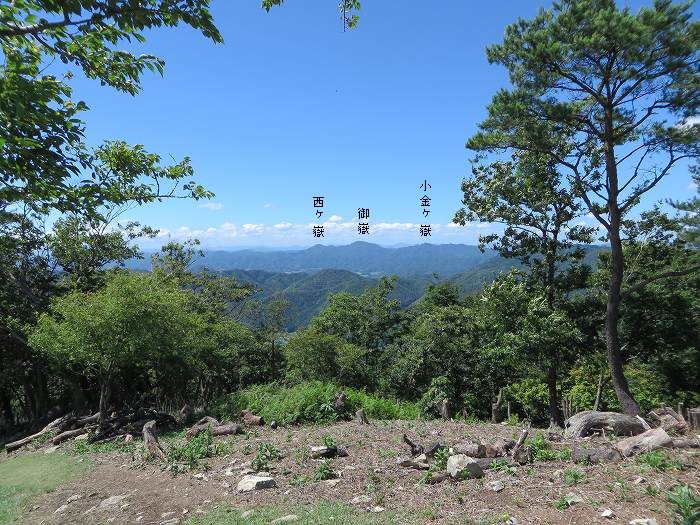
left=142, top=420, right=166, bottom=461
left=52, top=426, right=96, bottom=445
left=211, top=423, right=243, bottom=437
left=564, top=411, right=646, bottom=439
left=5, top=413, right=74, bottom=453
left=185, top=416, right=220, bottom=439
left=510, top=425, right=530, bottom=460
left=615, top=427, right=673, bottom=457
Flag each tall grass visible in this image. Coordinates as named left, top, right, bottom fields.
left=211, top=381, right=420, bottom=425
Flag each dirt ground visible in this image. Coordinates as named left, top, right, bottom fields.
left=14, top=420, right=700, bottom=525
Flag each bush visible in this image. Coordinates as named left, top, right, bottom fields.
left=210, top=381, right=420, bottom=425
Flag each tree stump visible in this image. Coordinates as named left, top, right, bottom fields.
left=439, top=398, right=451, bottom=420
left=142, top=420, right=166, bottom=461
left=688, top=408, right=700, bottom=429
left=491, top=388, right=504, bottom=424
left=355, top=409, right=369, bottom=425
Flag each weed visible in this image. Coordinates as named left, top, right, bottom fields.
left=527, top=433, right=556, bottom=462
left=646, top=485, right=661, bottom=497
left=563, top=468, right=585, bottom=485
left=667, top=485, right=700, bottom=525
left=322, top=434, right=337, bottom=448
left=636, top=450, right=682, bottom=472
left=490, top=458, right=516, bottom=475
left=290, top=474, right=311, bottom=487
left=314, top=459, right=336, bottom=481
left=167, top=427, right=223, bottom=469
left=378, top=448, right=398, bottom=458
left=251, top=442, right=281, bottom=471
left=294, top=446, right=310, bottom=465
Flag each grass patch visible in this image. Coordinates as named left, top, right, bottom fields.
left=0, top=453, right=92, bottom=524
left=211, top=381, right=420, bottom=425
left=187, top=503, right=399, bottom=524
left=167, top=427, right=230, bottom=469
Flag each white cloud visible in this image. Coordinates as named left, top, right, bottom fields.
left=689, top=181, right=698, bottom=190
left=137, top=221, right=500, bottom=248
left=199, top=202, right=224, bottom=211
left=263, top=203, right=275, bottom=209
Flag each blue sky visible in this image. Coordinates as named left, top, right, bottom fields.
left=68, top=0, right=698, bottom=248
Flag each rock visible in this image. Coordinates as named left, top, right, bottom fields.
left=66, top=494, right=82, bottom=503
left=270, top=515, right=299, bottom=524
left=488, top=480, right=505, bottom=492
left=99, top=495, right=128, bottom=509
left=615, top=427, right=673, bottom=457
left=124, top=434, right=133, bottom=443
left=311, top=446, right=337, bottom=459
left=270, top=420, right=278, bottom=430
left=371, top=506, right=385, bottom=513
left=601, top=509, right=615, bottom=519
left=571, top=445, right=622, bottom=464
left=44, top=445, right=60, bottom=454
left=474, top=457, right=498, bottom=470
left=629, top=520, right=658, bottom=525
left=447, top=454, right=484, bottom=479
left=54, top=504, right=69, bottom=514
left=484, top=444, right=503, bottom=458
left=426, top=471, right=450, bottom=484
left=564, top=492, right=583, bottom=506
left=565, top=411, right=645, bottom=438
left=355, top=409, right=370, bottom=424
left=336, top=447, right=349, bottom=457
left=74, top=433, right=89, bottom=441
left=396, top=456, right=429, bottom=470
left=241, top=510, right=255, bottom=518
left=160, top=520, right=180, bottom=525
left=350, top=495, right=372, bottom=505
left=237, top=475, right=276, bottom=492
left=333, top=392, right=347, bottom=414
left=452, top=442, right=486, bottom=458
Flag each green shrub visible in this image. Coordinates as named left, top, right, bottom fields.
left=211, top=381, right=419, bottom=425
left=527, top=432, right=557, bottom=462
left=563, top=468, right=585, bottom=485
left=417, top=376, right=453, bottom=419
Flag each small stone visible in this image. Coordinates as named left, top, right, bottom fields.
left=159, top=519, right=180, bottom=525
left=74, top=433, right=89, bottom=441
left=396, top=456, right=429, bottom=470
left=270, top=420, right=278, bottom=430
left=44, top=445, right=59, bottom=454
left=66, top=494, right=82, bottom=503
left=237, top=475, right=276, bottom=492
left=601, top=509, right=615, bottom=519
left=629, top=520, right=658, bottom=525
left=270, top=515, right=299, bottom=524
left=161, top=511, right=175, bottom=518
left=54, top=504, right=69, bottom=514
left=124, top=433, right=133, bottom=443
left=193, top=473, right=208, bottom=481
left=310, top=446, right=336, bottom=459
left=371, top=506, right=385, bottom=513
left=488, top=480, right=505, bottom=492
left=350, top=495, right=372, bottom=505
left=240, top=510, right=255, bottom=518
left=452, top=442, right=486, bottom=458
left=633, top=476, right=647, bottom=484
left=224, top=468, right=235, bottom=477
left=426, top=471, right=450, bottom=484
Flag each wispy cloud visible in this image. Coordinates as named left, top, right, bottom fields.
left=199, top=202, right=224, bottom=211
left=263, top=203, right=275, bottom=209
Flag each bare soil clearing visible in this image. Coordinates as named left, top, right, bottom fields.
left=9, top=420, right=699, bottom=525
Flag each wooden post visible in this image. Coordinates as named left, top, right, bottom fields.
left=491, top=388, right=503, bottom=424
left=507, top=401, right=511, bottom=420
left=677, top=402, right=685, bottom=421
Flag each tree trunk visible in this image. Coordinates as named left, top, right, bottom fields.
left=98, top=376, right=111, bottom=424
left=602, top=114, right=642, bottom=417
left=605, top=222, right=642, bottom=416
left=547, top=364, right=563, bottom=427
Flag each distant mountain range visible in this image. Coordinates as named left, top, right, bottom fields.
left=128, top=242, right=607, bottom=329
left=130, top=241, right=498, bottom=277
